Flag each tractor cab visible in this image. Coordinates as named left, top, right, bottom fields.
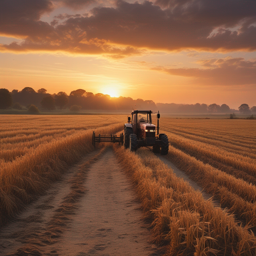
left=131, top=110, right=154, bottom=137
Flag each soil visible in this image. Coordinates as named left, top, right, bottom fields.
left=0, top=148, right=159, bottom=256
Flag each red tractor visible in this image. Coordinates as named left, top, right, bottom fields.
left=124, top=110, right=168, bottom=154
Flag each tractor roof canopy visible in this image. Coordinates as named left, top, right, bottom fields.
left=131, top=110, right=152, bottom=115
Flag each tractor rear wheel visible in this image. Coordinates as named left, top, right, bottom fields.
left=160, top=134, right=168, bottom=155
left=124, top=127, right=133, bottom=149
left=129, top=134, right=138, bottom=152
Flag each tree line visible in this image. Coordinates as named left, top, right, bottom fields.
left=0, top=87, right=255, bottom=114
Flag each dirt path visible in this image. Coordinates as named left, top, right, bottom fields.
left=0, top=148, right=158, bottom=256
left=45, top=148, right=158, bottom=256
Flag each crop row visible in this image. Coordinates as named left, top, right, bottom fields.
left=161, top=119, right=256, bottom=144
left=165, top=144, right=256, bottom=227
left=0, top=115, right=124, bottom=133
left=164, top=132, right=256, bottom=177
left=114, top=145, right=256, bottom=255
left=0, top=123, right=123, bottom=227
left=162, top=127, right=256, bottom=158
left=161, top=124, right=256, bottom=150
left=0, top=129, right=84, bottom=150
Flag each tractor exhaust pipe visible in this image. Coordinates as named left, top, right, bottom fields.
left=157, top=111, right=160, bottom=135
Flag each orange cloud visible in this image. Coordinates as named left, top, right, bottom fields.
left=153, top=58, right=256, bottom=86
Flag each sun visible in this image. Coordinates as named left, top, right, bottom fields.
left=102, top=87, right=119, bottom=98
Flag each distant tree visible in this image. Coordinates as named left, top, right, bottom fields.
left=21, top=87, right=36, bottom=93
left=70, top=105, right=81, bottom=112
left=199, top=104, right=208, bottom=113
left=28, top=104, right=40, bottom=114
left=86, top=92, right=94, bottom=97
left=251, top=106, right=256, bottom=113
left=38, top=88, right=47, bottom=94
left=0, top=88, right=12, bottom=109
left=247, top=115, right=255, bottom=119
left=230, top=113, right=237, bottom=119
left=13, top=102, right=23, bottom=110
left=70, top=89, right=86, bottom=97
left=69, top=89, right=86, bottom=108
left=55, top=92, right=69, bottom=109
left=239, top=104, right=250, bottom=114
left=208, top=103, right=220, bottom=113
left=41, top=95, right=55, bottom=110
left=194, top=103, right=202, bottom=113
left=95, top=93, right=104, bottom=97
left=220, top=104, right=230, bottom=113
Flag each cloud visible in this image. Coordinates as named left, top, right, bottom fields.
left=1, top=0, right=256, bottom=56
left=53, top=0, right=96, bottom=9
left=0, top=37, right=144, bottom=58
left=153, top=0, right=256, bottom=26
left=153, top=58, right=256, bottom=86
left=0, top=0, right=53, bottom=38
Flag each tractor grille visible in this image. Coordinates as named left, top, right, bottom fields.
left=146, top=137, right=155, bottom=145
left=146, top=131, right=155, bottom=138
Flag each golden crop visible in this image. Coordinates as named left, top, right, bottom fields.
left=1, top=115, right=256, bottom=255
left=0, top=115, right=124, bottom=226
left=114, top=117, right=256, bottom=255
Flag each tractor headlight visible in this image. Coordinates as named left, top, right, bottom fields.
left=145, top=129, right=148, bottom=132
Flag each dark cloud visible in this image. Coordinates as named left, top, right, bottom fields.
left=1, top=0, right=256, bottom=56
left=153, top=58, right=256, bottom=86
left=153, top=0, right=256, bottom=26
left=0, top=0, right=53, bottom=38
left=53, top=0, right=96, bottom=9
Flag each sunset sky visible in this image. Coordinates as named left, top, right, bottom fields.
left=1, top=0, right=256, bottom=108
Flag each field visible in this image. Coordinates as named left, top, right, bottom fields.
left=0, top=115, right=256, bottom=255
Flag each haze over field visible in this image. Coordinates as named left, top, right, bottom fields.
left=1, top=0, right=256, bottom=108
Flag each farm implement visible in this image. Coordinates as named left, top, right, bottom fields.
left=92, top=132, right=123, bottom=147
left=92, top=110, right=169, bottom=155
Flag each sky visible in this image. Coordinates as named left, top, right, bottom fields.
left=1, top=0, right=256, bottom=109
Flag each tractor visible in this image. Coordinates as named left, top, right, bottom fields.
left=124, top=110, right=168, bottom=154
left=92, top=110, right=168, bottom=155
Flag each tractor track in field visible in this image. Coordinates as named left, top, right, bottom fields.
left=136, top=147, right=223, bottom=209
left=0, top=147, right=160, bottom=256
left=155, top=153, right=222, bottom=209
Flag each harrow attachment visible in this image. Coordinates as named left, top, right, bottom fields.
left=92, top=131, right=123, bottom=147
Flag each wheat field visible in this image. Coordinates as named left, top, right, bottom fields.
left=0, top=115, right=124, bottom=226
left=115, top=118, right=256, bottom=255
left=1, top=115, right=256, bottom=255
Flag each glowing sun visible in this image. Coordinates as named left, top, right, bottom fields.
left=102, top=87, right=119, bottom=97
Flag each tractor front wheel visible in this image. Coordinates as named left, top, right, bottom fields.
left=160, top=134, right=169, bottom=155
left=129, top=134, right=138, bottom=152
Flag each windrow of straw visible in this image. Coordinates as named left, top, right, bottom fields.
left=113, top=145, right=256, bottom=256
left=0, top=128, right=78, bottom=145
left=165, top=144, right=256, bottom=228
left=0, top=123, right=123, bottom=227
left=165, top=132, right=256, bottom=177
left=170, top=139, right=256, bottom=187
left=164, top=132, right=256, bottom=201
left=160, top=118, right=256, bottom=148
left=162, top=126, right=256, bottom=159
